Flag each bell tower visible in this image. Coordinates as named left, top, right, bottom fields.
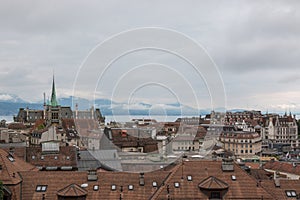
left=46, top=75, right=62, bottom=126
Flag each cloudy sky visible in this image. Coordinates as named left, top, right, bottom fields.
left=0, top=0, right=300, bottom=113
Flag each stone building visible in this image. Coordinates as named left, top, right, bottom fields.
left=219, top=131, right=262, bottom=157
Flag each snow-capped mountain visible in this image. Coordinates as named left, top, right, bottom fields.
left=0, top=94, right=210, bottom=116
left=0, top=93, right=28, bottom=103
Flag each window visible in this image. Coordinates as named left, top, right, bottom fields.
left=241, top=150, right=243, bottom=154
left=231, top=175, right=236, bottom=181
left=93, top=185, right=99, bottom=191
left=187, top=175, right=192, bottom=181
left=152, top=181, right=157, bottom=187
left=174, top=182, right=180, bottom=188
left=54, top=156, right=58, bottom=160
left=32, top=155, right=35, bottom=160
left=7, top=155, right=14, bottom=162
left=250, top=150, right=252, bottom=153
left=210, top=192, right=221, bottom=199
left=111, top=184, right=116, bottom=191
left=66, top=156, right=70, bottom=160
left=36, top=185, right=47, bottom=192
left=285, top=190, right=297, bottom=197
left=41, top=156, right=44, bottom=160
left=128, top=185, right=134, bottom=190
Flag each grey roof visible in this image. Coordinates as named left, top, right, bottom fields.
left=0, top=142, right=26, bottom=147
left=89, top=149, right=122, bottom=171
left=77, top=150, right=101, bottom=171
left=77, top=150, right=122, bottom=171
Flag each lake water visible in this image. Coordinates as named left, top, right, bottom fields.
left=0, top=116, right=13, bottom=123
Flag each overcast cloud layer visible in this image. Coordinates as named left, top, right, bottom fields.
left=0, top=0, right=300, bottom=113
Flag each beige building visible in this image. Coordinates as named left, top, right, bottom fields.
left=219, top=131, right=262, bottom=157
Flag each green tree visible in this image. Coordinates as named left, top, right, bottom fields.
left=0, top=180, right=4, bottom=200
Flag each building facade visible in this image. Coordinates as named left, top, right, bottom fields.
left=219, top=131, right=262, bottom=157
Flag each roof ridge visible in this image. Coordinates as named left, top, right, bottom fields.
left=149, top=161, right=182, bottom=200
left=235, top=162, right=274, bottom=199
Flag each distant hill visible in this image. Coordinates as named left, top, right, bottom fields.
left=0, top=94, right=210, bottom=116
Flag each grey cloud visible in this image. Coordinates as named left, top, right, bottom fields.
left=0, top=0, right=300, bottom=111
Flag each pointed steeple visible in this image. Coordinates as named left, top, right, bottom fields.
left=50, top=75, right=59, bottom=106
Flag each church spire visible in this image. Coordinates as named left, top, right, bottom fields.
left=50, top=75, right=58, bottom=106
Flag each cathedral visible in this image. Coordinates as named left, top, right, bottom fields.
left=14, top=76, right=105, bottom=126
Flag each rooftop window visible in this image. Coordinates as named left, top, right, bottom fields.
left=93, top=185, right=99, bottom=191
left=152, top=181, right=157, bottom=187
left=174, top=182, right=180, bottom=188
left=36, top=185, right=47, bottom=192
left=128, top=185, right=134, bottom=190
left=111, top=184, right=116, bottom=191
left=41, top=156, right=44, bottom=160
left=231, top=175, right=236, bottom=181
left=187, top=175, right=192, bottom=181
left=7, top=155, right=14, bottom=162
left=286, top=190, right=297, bottom=197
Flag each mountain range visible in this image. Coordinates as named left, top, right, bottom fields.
left=0, top=93, right=212, bottom=116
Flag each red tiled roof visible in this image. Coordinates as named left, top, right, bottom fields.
left=10, top=160, right=284, bottom=199
left=26, top=146, right=77, bottom=169
left=0, top=148, right=37, bottom=185
left=261, top=179, right=300, bottom=200
left=264, top=161, right=300, bottom=176
left=154, top=160, right=273, bottom=199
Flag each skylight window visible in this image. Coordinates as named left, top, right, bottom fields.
left=231, top=175, right=236, bottom=181
left=291, top=191, right=297, bottom=197
left=128, top=185, right=134, bottom=190
left=152, top=181, right=157, bottom=187
left=93, top=185, right=99, bottom=191
left=285, top=190, right=297, bottom=197
left=41, top=156, right=44, bottom=160
left=174, top=182, right=180, bottom=188
left=36, top=185, right=47, bottom=192
left=7, top=156, right=14, bottom=162
left=66, top=156, right=70, bottom=160
left=187, top=175, right=192, bottom=181
left=111, top=184, right=116, bottom=191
